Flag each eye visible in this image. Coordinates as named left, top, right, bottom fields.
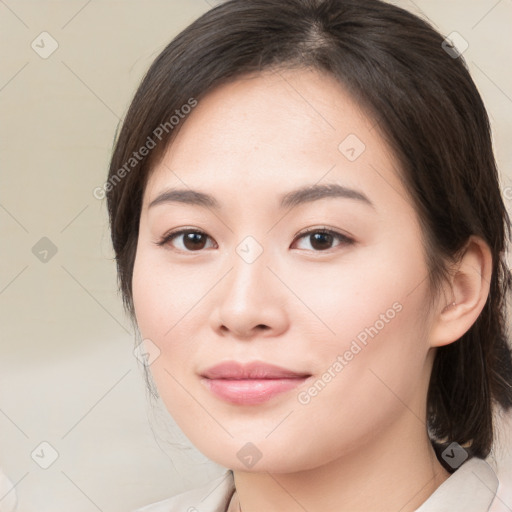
left=292, top=227, right=354, bottom=252
left=156, top=229, right=216, bottom=252
left=156, top=226, right=354, bottom=253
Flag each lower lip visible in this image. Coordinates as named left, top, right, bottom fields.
left=201, top=377, right=309, bottom=405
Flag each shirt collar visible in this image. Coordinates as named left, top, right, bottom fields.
left=414, top=457, right=498, bottom=512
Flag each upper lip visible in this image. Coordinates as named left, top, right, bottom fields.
left=201, top=361, right=311, bottom=380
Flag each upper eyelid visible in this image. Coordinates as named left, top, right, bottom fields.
left=294, top=226, right=352, bottom=239
left=164, top=226, right=349, bottom=239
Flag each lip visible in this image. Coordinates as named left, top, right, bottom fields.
left=200, top=361, right=311, bottom=405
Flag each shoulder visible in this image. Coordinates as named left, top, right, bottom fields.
left=133, top=470, right=235, bottom=512
left=415, top=457, right=499, bottom=512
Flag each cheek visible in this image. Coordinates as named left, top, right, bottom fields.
left=282, top=238, right=429, bottom=349
left=132, top=243, right=207, bottom=339
left=302, top=303, right=430, bottom=424
left=132, top=244, right=216, bottom=397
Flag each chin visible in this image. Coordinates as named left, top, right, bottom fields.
left=198, top=438, right=329, bottom=475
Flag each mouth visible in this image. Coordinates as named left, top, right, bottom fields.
left=200, top=361, right=312, bottom=405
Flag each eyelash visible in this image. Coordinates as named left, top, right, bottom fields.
left=155, top=226, right=354, bottom=253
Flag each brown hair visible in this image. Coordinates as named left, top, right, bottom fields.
left=106, top=0, right=512, bottom=460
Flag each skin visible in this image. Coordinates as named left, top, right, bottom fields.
left=132, top=67, right=492, bottom=512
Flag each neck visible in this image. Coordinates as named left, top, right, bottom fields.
left=231, top=417, right=450, bottom=512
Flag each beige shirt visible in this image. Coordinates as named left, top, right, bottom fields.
left=134, top=457, right=499, bottom=512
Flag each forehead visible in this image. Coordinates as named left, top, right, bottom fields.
left=143, top=68, right=410, bottom=213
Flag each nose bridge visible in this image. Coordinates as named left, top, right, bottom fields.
left=214, top=233, right=287, bottom=337
left=227, top=234, right=271, bottom=307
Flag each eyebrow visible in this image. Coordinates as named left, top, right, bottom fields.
left=148, top=183, right=375, bottom=211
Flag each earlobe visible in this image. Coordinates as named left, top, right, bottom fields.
left=429, top=235, right=492, bottom=348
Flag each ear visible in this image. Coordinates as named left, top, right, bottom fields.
left=429, top=235, right=492, bottom=348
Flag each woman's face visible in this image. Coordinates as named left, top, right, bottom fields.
left=132, top=68, right=439, bottom=472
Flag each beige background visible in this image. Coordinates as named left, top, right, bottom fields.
left=1, top=1, right=511, bottom=511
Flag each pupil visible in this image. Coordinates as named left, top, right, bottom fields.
left=311, top=232, right=332, bottom=250
left=185, top=232, right=206, bottom=250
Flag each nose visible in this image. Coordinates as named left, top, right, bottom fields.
left=210, top=249, right=289, bottom=340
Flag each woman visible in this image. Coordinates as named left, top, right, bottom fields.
left=106, top=0, right=512, bottom=510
